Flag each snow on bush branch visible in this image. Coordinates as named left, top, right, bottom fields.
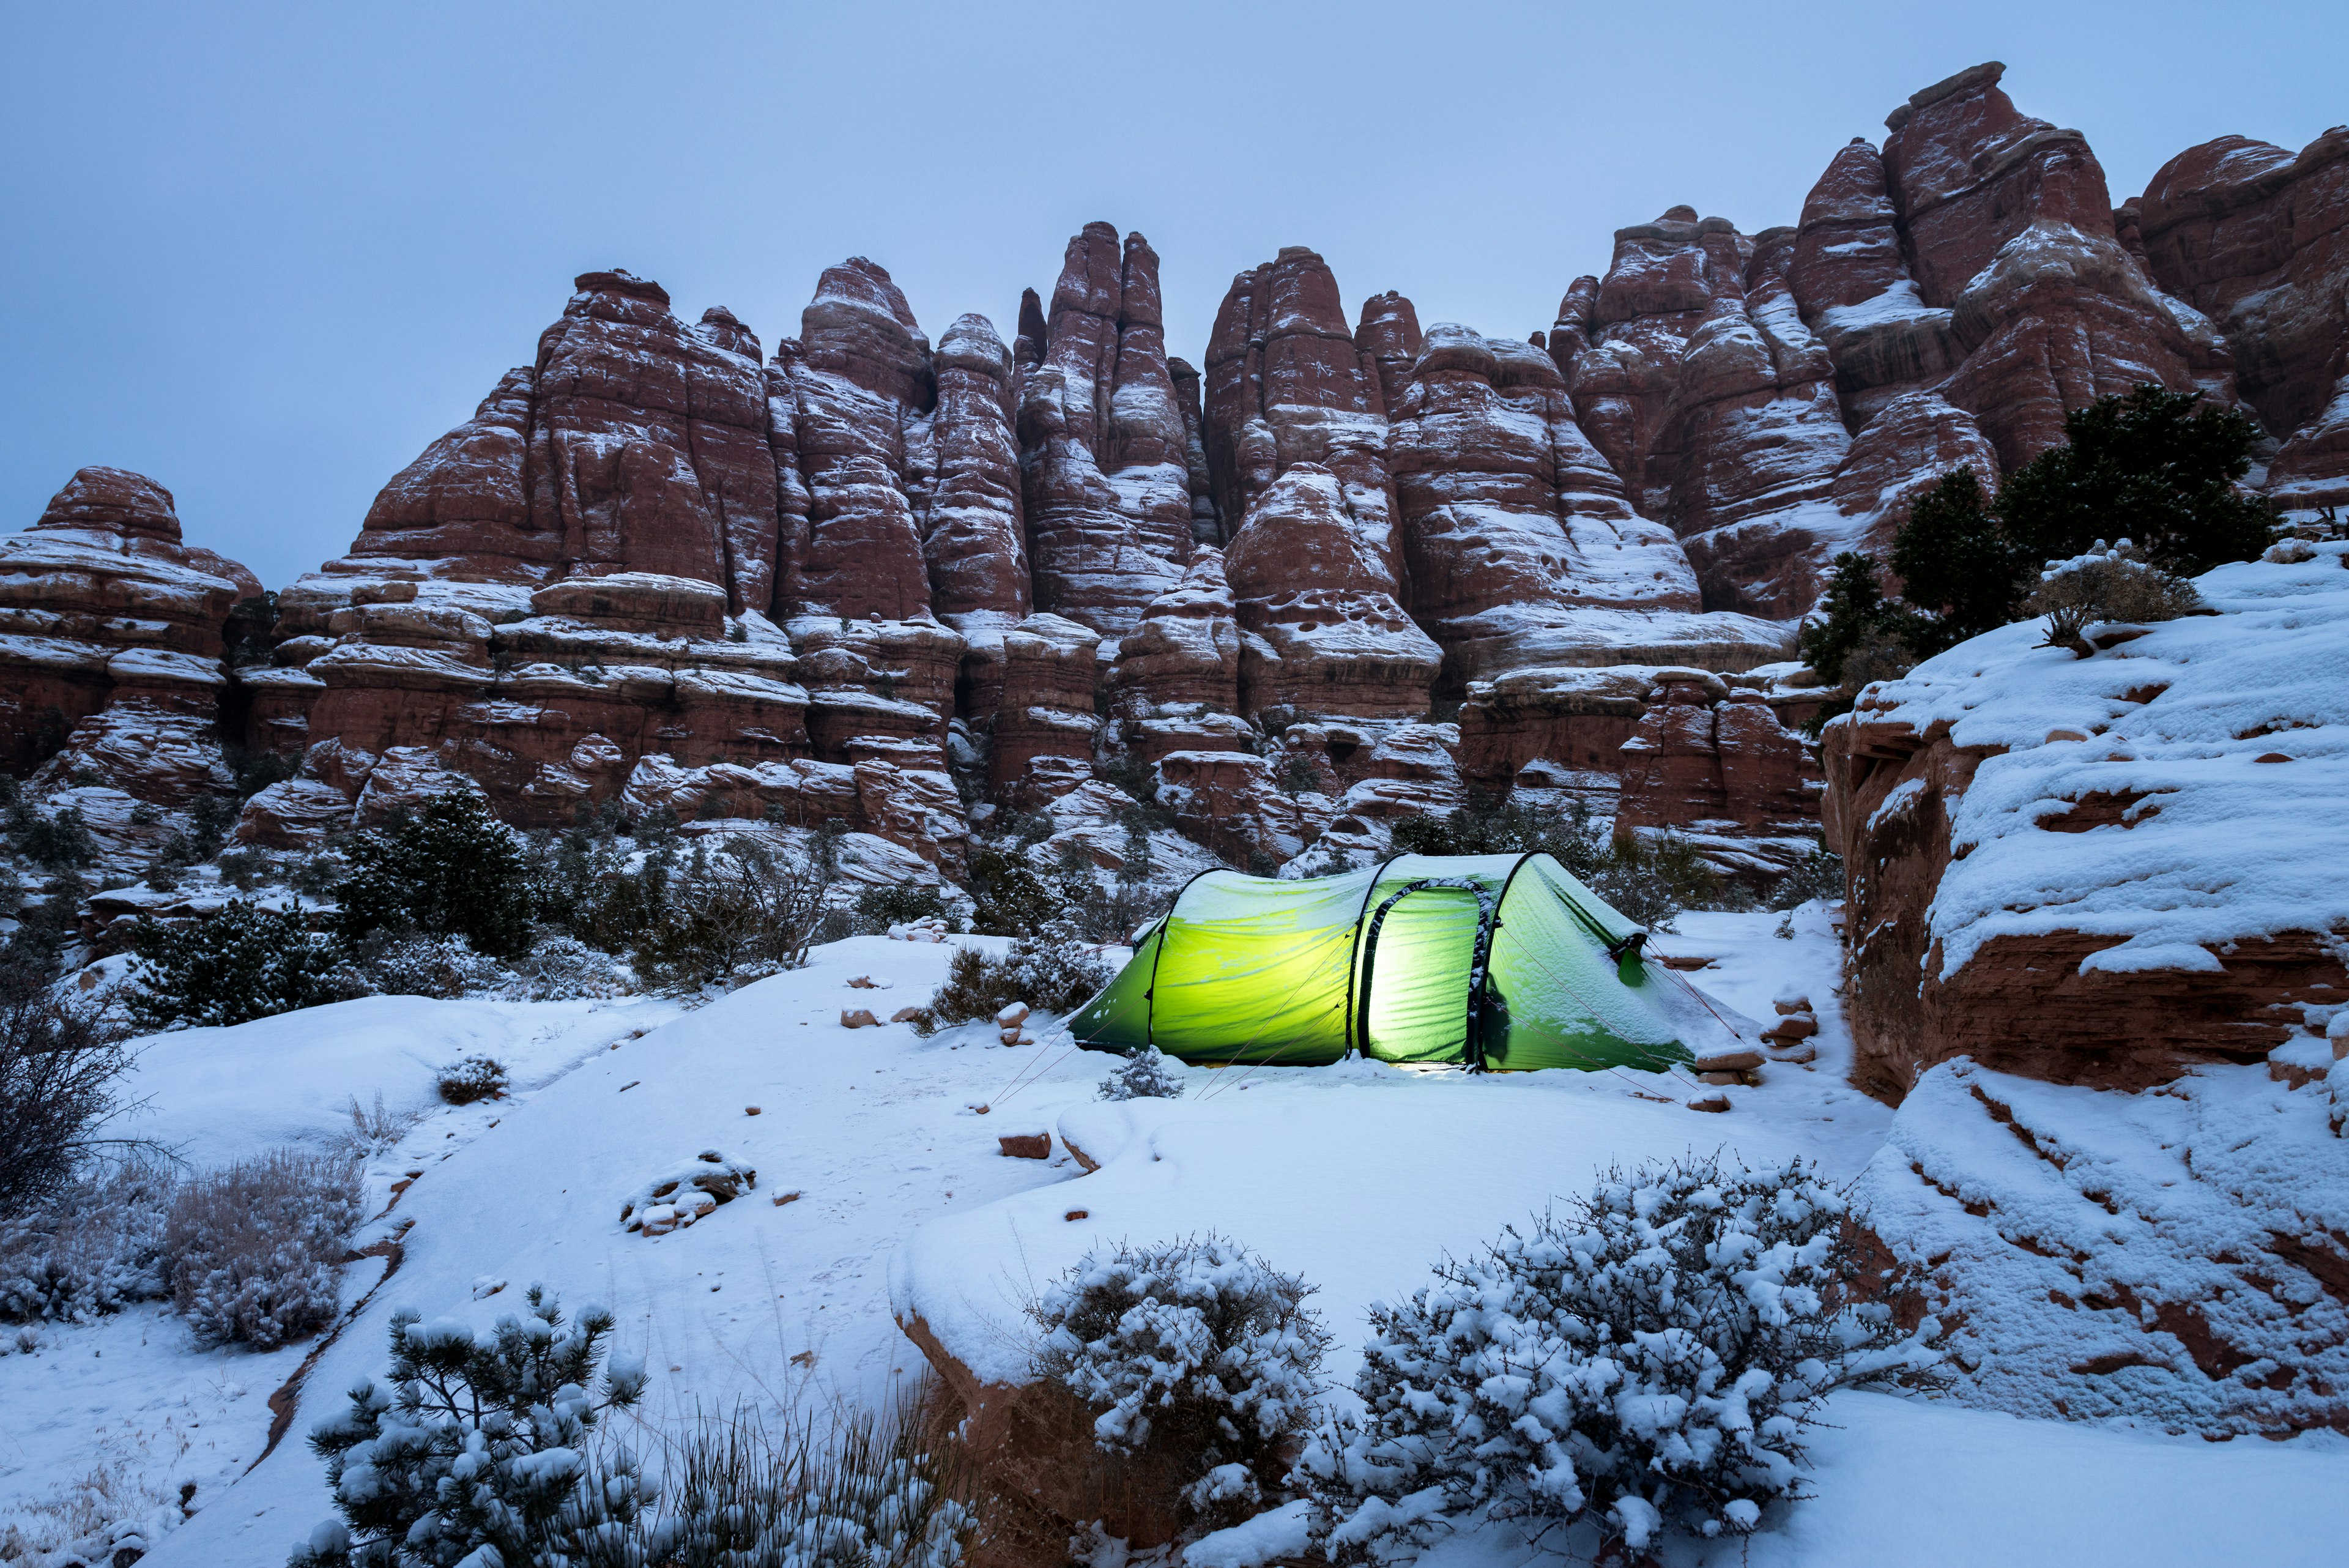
left=1304, top=1153, right=1943, bottom=1557
left=1035, top=1234, right=1331, bottom=1537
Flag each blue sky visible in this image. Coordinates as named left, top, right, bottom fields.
left=4, top=0, right=2343, bottom=590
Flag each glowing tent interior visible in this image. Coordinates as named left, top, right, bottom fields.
left=1068, top=852, right=1710, bottom=1071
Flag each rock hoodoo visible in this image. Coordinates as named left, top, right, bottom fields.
left=11, top=63, right=2343, bottom=918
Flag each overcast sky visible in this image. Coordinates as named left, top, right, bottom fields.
left=5, top=0, right=2343, bottom=591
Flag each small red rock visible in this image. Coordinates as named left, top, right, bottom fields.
left=998, top=1133, right=1051, bottom=1159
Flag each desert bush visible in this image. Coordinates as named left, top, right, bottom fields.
left=215, top=844, right=272, bottom=891
left=1308, top=1153, right=1942, bottom=1557
left=909, top=937, right=1112, bottom=1035
left=1097, top=1043, right=1184, bottom=1102
left=2024, top=543, right=2206, bottom=658
left=436, top=1055, right=508, bottom=1105
left=0, top=1461, right=190, bottom=1568
left=335, top=791, right=533, bottom=959
left=1035, top=1235, right=1330, bottom=1536
left=357, top=931, right=506, bottom=1000
left=633, top=839, right=828, bottom=992
left=0, top=1157, right=176, bottom=1324
left=1768, top=839, right=1846, bottom=911
left=326, top=1092, right=421, bottom=1159
left=5, top=801, right=98, bottom=871
left=127, top=899, right=355, bottom=1030
left=288, top=1288, right=651, bottom=1568
left=0, top=871, right=86, bottom=988
left=501, top=932, right=628, bottom=1001
left=165, top=1147, right=363, bottom=1350
left=0, top=984, right=136, bottom=1214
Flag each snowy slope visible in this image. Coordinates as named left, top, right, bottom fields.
left=3, top=916, right=2342, bottom=1567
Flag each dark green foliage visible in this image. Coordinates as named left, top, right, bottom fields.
left=222, top=592, right=278, bottom=668
left=128, top=900, right=355, bottom=1030
left=225, top=744, right=299, bottom=799
left=1, top=871, right=86, bottom=986
left=6, top=800, right=97, bottom=871
left=628, top=839, right=827, bottom=992
left=1797, top=553, right=1906, bottom=689
left=1997, top=385, right=2273, bottom=575
left=854, top=883, right=952, bottom=932
left=334, top=792, right=532, bottom=958
left=291, top=1288, right=648, bottom=1568
left=1890, top=468, right=2032, bottom=652
left=966, top=845, right=1065, bottom=937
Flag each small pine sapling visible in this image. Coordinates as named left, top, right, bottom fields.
left=288, top=1287, right=650, bottom=1568
left=1097, top=1043, right=1184, bottom=1101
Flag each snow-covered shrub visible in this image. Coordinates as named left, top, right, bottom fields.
left=359, top=931, right=507, bottom=1000
left=618, top=1150, right=759, bottom=1235
left=1308, top=1153, right=1943, bottom=1557
left=500, top=932, right=627, bottom=1001
left=2025, top=540, right=2205, bottom=656
left=633, top=839, right=829, bottom=992
left=165, top=1147, right=363, bottom=1350
left=1035, top=1235, right=1330, bottom=1536
left=0, top=1157, right=176, bottom=1323
left=910, top=937, right=1112, bottom=1036
left=1098, top=1043, right=1185, bottom=1102
left=287, top=1287, right=650, bottom=1568
left=0, top=984, right=133, bottom=1212
left=436, top=1054, right=508, bottom=1105
left=634, top=1387, right=975, bottom=1568
left=326, top=1092, right=421, bottom=1159
left=127, top=899, right=354, bottom=1030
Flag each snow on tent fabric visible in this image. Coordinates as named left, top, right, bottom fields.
left=1069, top=853, right=1699, bottom=1071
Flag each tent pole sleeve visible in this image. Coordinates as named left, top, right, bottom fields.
left=1342, top=853, right=1405, bottom=1059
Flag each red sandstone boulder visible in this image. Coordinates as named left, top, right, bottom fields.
left=1104, top=551, right=1253, bottom=764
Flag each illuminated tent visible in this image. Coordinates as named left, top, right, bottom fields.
left=1068, top=852, right=1698, bottom=1072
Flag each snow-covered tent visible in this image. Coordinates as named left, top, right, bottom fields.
left=1069, top=853, right=1701, bottom=1071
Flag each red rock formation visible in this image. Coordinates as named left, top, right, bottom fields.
left=2133, top=125, right=2349, bottom=503
left=776, top=259, right=937, bottom=623
left=1201, top=248, right=1400, bottom=578
left=1017, top=224, right=1190, bottom=636
left=919, top=313, right=1028, bottom=625
left=1390, top=321, right=1777, bottom=685
left=1221, top=464, right=1440, bottom=721
left=1614, top=680, right=1822, bottom=872
left=0, top=468, right=261, bottom=800
left=1104, top=551, right=1250, bottom=764
left=985, top=614, right=1102, bottom=804
left=1880, top=64, right=2228, bottom=471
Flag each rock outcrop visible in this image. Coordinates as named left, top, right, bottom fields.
left=2133, top=125, right=2349, bottom=507
left=1614, top=678, right=1823, bottom=881
left=0, top=467, right=262, bottom=800
left=1821, top=544, right=2349, bottom=1099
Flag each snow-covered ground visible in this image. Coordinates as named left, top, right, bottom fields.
left=4, top=913, right=2343, bottom=1567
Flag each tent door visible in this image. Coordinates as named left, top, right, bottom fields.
left=1356, top=885, right=1486, bottom=1065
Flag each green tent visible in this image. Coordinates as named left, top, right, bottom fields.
left=1069, top=852, right=1698, bottom=1072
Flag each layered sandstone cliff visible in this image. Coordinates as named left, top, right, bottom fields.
left=1821, top=544, right=2349, bottom=1099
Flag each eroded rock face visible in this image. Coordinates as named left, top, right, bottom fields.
left=2134, top=126, right=2349, bottom=506
left=1392, top=321, right=1780, bottom=683
left=0, top=468, right=261, bottom=800
left=1614, top=682, right=1823, bottom=882
left=1017, top=224, right=1192, bottom=637
left=1820, top=546, right=2349, bottom=1099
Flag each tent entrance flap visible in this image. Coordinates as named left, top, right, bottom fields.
left=1357, top=883, right=1486, bottom=1065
